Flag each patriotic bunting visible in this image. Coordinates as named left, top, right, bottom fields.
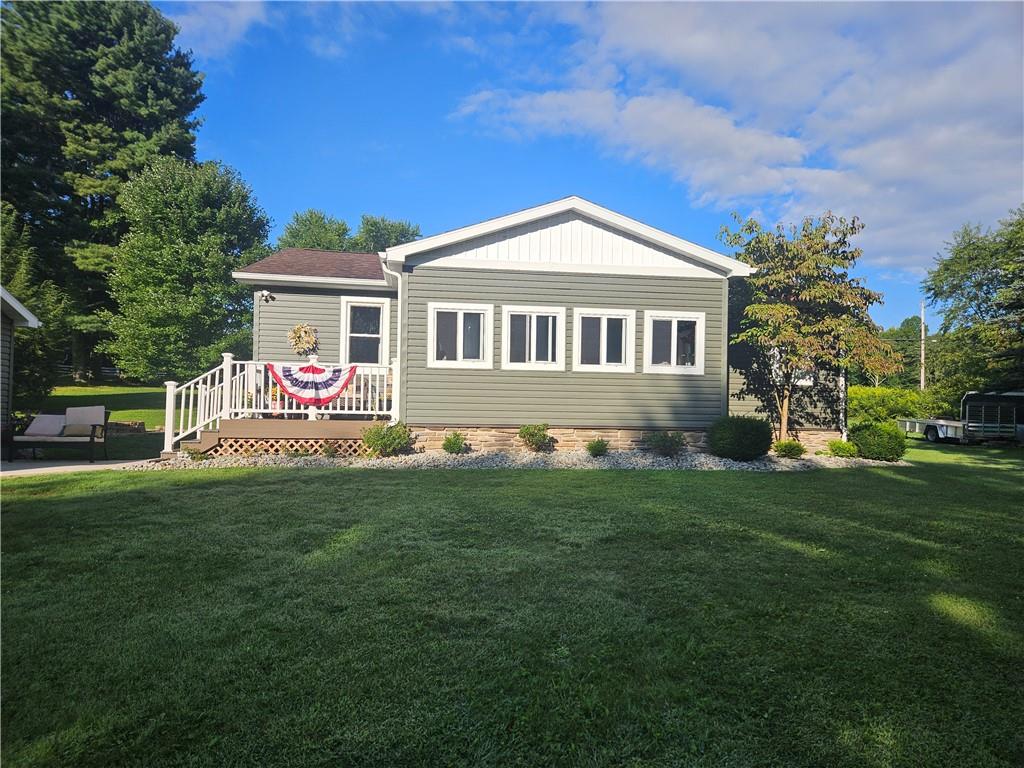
left=266, top=362, right=358, bottom=406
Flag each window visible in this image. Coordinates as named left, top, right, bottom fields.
left=572, top=308, right=636, bottom=372
left=643, top=311, right=705, bottom=374
left=501, top=306, right=566, bottom=370
left=427, top=302, right=494, bottom=368
left=340, top=297, right=390, bottom=366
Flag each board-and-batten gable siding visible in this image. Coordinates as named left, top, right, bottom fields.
left=401, top=266, right=728, bottom=429
left=405, top=209, right=730, bottom=278
left=252, top=286, right=398, bottom=362
left=1, top=313, right=13, bottom=425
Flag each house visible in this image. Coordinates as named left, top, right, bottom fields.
left=1, top=285, right=42, bottom=431
left=163, top=197, right=843, bottom=456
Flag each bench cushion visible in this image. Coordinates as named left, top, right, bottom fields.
left=62, top=424, right=95, bottom=437
left=66, top=406, right=106, bottom=426
left=23, top=414, right=65, bottom=436
left=13, top=435, right=104, bottom=443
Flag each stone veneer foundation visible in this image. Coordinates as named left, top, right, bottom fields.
left=410, top=425, right=843, bottom=454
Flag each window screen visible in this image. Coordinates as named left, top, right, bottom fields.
left=462, top=312, right=483, bottom=360
left=348, top=305, right=382, bottom=364
left=580, top=316, right=601, bottom=365
left=435, top=311, right=458, bottom=361
left=651, top=320, right=672, bottom=365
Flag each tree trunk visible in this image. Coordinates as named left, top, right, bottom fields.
left=779, top=388, right=791, bottom=441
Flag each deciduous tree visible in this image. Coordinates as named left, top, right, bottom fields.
left=277, top=210, right=351, bottom=251
left=721, top=212, right=898, bottom=439
left=348, top=215, right=420, bottom=252
left=925, top=208, right=1024, bottom=392
left=98, top=158, right=270, bottom=381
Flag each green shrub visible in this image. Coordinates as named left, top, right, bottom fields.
left=644, top=431, right=687, bottom=457
left=848, top=386, right=946, bottom=424
left=518, top=424, right=553, bottom=452
left=827, top=439, right=858, bottom=458
left=586, top=438, right=609, bottom=457
left=773, top=439, right=806, bottom=458
left=320, top=441, right=339, bottom=458
left=362, top=421, right=413, bottom=457
left=442, top=431, right=467, bottom=454
left=707, top=416, right=773, bottom=461
left=849, top=422, right=906, bottom=462
left=182, top=447, right=210, bottom=462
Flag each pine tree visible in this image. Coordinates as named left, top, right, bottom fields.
left=1, top=1, right=204, bottom=375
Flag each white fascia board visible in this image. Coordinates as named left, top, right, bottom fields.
left=232, top=272, right=392, bottom=290
left=0, top=286, right=41, bottom=327
left=384, top=196, right=755, bottom=277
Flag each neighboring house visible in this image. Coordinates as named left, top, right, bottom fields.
left=1, top=286, right=42, bottom=428
left=164, top=197, right=843, bottom=455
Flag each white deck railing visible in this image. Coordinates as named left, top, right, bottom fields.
left=163, top=353, right=397, bottom=452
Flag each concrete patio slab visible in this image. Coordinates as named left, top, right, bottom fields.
left=1, top=459, right=155, bottom=478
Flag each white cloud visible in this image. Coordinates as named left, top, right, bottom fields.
left=452, top=3, right=1024, bottom=271
left=168, top=1, right=269, bottom=60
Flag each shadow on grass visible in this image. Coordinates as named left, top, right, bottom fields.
left=3, top=457, right=1023, bottom=767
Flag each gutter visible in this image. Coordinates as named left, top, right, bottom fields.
left=379, top=253, right=403, bottom=423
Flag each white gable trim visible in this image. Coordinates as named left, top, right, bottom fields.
left=1, top=286, right=41, bottom=328
left=384, top=196, right=753, bottom=277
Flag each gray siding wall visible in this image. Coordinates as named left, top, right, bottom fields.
left=253, top=286, right=398, bottom=363
left=401, top=267, right=728, bottom=428
left=1, top=314, right=12, bottom=425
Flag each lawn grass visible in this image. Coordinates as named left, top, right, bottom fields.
left=2, top=441, right=1022, bottom=767
left=20, top=382, right=166, bottom=429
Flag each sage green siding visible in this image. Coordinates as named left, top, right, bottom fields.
left=401, top=267, right=728, bottom=428
left=1, top=313, right=13, bottom=425
left=252, top=285, right=398, bottom=363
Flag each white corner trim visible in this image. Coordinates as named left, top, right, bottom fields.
left=642, top=310, right=706, bottom=375
left=426, top=301, right=494, bottom=369
left=384, top=196, right=754, bottom=277
left=500, top=305, right=567, bottom=371
left=232, top=271, right=392, bottom=289
left=571, top=308, right=636, bottom=373
left=339, top=296, right=391, bottom=367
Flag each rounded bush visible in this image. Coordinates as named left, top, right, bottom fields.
left=362, top=421, right=413, bottom=457
left=827, top=439, right=858, bottom=458
left=518, top=424, right=553, bottom=452
left=442, top=431, right=467, bottom=454
left=773, top=439, right=806, bottom=458
left=707, top=416, right=773, bottom=461
left=586, top=438, right=609, bottom=457
left=849, top=422, right=906, bottom=462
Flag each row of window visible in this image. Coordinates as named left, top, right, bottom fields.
left=334, top=298, right=707, bottom=375
left=426, top=303, right=706, bottom=375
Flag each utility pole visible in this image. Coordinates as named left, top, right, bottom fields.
left=920, top=300, right=926, bottom=391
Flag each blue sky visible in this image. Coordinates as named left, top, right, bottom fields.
left=159, top=1, right=1023, bottom=328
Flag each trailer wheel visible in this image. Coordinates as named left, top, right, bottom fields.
left=924, top=425, right=940, bottom=443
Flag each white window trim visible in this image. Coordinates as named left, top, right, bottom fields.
left=643, top=310, right=706, bottom=375
left=339, top=297, right=391, bottom=367
left=500, top=305, right=566, bottom=371
left=572, top=308, right=636, bottom=373
left=427, top=301, right=494, bottom=369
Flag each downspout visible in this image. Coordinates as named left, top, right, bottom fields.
left=380, top=252, right=403, bottom=423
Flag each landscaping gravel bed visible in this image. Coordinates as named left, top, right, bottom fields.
left=125, top=449, right=905, bottom=472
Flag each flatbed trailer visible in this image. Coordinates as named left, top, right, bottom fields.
left=897, top=391, right=1024, bottom=444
